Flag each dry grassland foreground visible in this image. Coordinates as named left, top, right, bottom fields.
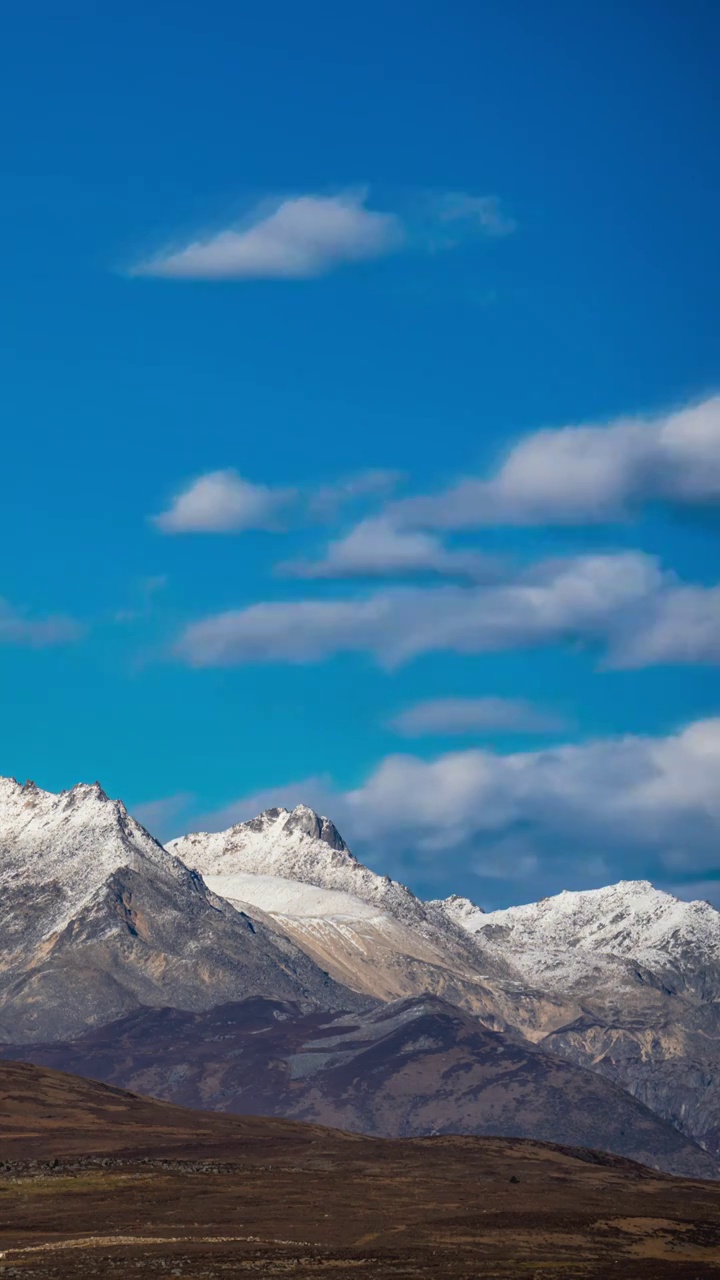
left=2, top=1139, right=720, bottom=1280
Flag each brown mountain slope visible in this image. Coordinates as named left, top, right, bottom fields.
left=4, top=994, right=717, bottom=1180
left=0, top=1058, right=337, bottom=1160
left=1, top=1061, right=720, bottom=1279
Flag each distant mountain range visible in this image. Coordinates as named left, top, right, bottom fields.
left=1, top=775, right=719, bottom=1174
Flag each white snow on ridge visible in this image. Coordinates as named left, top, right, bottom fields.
left=5, top=771, right=719, bottom=1004
left=170, top=806, right=496, bottom=996
left=202, top=871, right=381, bottom=921
left=477, top=881, right=720, bottom=957
left=429, top=894, right=486, bottom=931
left=0, top=775, right=192, bottom=940
left=172, top=802, right=720, bottom=989
left=169, top=803, right=434, bottom=928
left=434, top=879, right=720, bottom=992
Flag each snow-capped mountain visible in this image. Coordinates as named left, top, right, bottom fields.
left=4, top=775, right=720, bottom=1163
left=0, top=778, right=366, bottom=1042
left=170, top=803, right=434, bottom=924
left=438, top=879, right=720, bottom=992
left=170, top=803, right=720, bottom=1159
left=0, top=776, right=190, bottom=957
left=168, top=804, right=519, bottom=1018
left=433, top=879, right=720, bottom=1156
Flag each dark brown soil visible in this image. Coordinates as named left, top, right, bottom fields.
left=1, top=1061, right=719, bottom=1278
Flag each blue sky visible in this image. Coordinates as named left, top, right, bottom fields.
left=2, top=0, right=720, bottom=906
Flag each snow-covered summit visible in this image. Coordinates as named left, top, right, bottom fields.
left=168, top=804, right=352, bottom=873
left=168, top=803, right=430, bottom=926
left=442, top=878, right=720, bottom=995
left=0, top=774, right=192, bottom=941
left=168, top=803, right=511, bottom=1013
left=474, top=880, right=720, bottom=957
left=429, top=894, right=486, bottom=930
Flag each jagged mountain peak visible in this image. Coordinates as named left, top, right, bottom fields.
left=0, top=774, right=197, bottom=955
left=429, top=894, right=486, bottom=926
left=0, top=772, right=165, bottom=852
left=235, top=803, right=351, bottom=855
left=2, top=774, right=112, bottom=803
left=169, top=801, right=362, bottom=885
left=168, top=803, right=440, bottom=931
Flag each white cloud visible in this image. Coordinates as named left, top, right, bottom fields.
left=187, top=719, right=720, bottom=897
left=389, top=697, right=567, bottom=737
left=340, top=719, right=720, bottom=875
left=174, top=551, right=720, bottom=669
left=280, top=516, right=499, bottom=581
left=153, top=470, right=296, bottom=534
left=609, top=583, right=720, bottom=667
left=133, top=193, right=403, bottom=281
left=392, top=396, right=720, bottom=527
left=153, top=469, right=405, bottom=536
left=0, top=599, right=82, bottom=647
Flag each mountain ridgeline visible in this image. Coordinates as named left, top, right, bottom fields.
left=1, top=776, right=720, bottom=1175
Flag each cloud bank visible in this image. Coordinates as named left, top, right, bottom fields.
left=174, top=551, right=720, bottom=669
left=188, top=719, right=720, bottom=902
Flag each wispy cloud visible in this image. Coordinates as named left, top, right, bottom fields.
left=113, top=574, right=169, bottom=624
left=389, top=696, right=568, bottom=737
left=153, top=470, right=297, bottom=534
left=0, top=599, right=82, bottom=648
left=174, top=551, right=720, bottom=670
left=132, top=792, right=195, bottom=841
left=437, top=192, right=517, bottom=238
left=133, top=192, right=404, bottom=281
left=280, top=516, right=499, bottom=581
left=153, top=469, right=404, bottom=536
left=391, top=396, right=720, bottom=527
left=131, top=188, right=515, bottom=282
left=307, top=470, right=404, bottom=521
